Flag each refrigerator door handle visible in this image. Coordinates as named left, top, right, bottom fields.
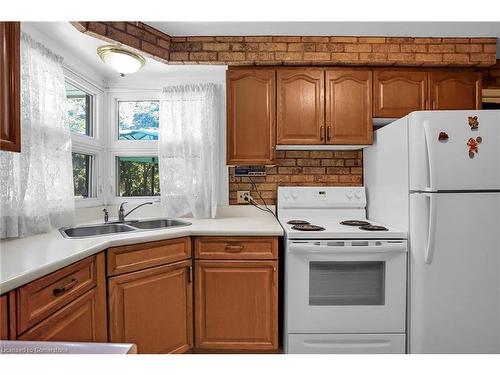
left=423, top=121, right=436, bottom=191
left=423, top=193, right=437, bottom=264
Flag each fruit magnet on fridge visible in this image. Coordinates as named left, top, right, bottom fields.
left=468, top=116, right=479, bottom=130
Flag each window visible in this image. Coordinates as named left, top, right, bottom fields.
left=72, top=152, right=93, bottom=198
left=118, top=100, right=159, bottom=140
left=66, top=82, right=92, bottom=136
left=116, top=156, right=159, bottom=197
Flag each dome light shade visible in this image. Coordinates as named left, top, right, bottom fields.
left=97, top=45, right=145, bottom=76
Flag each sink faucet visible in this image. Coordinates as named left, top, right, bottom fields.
left=118, top=201, right=153, bottom=222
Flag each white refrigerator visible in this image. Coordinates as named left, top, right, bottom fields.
left=364, top=110, right=500, bottom=353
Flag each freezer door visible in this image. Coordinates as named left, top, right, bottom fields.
left=409, top=192, right=500, bottom=353
left=408, top=110, right=500, bottom=191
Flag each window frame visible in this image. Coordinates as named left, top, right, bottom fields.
left=106, top=90, right=161, bottom=205
left=65, top=67, right=105, bottom=208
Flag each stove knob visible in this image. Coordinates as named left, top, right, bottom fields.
left=283, top=193, right=289, bottom=200
left=346, top=192, right=353, bottom=199
left=354, top=191, right=361, bottom=199
left=291, top=193, right=298, bottom=200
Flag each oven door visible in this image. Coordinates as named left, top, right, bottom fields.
left=286, top=240, right=407, bottom=333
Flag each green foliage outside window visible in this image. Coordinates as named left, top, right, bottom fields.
left=117, top=157, right=160, bottom=197
left=72, top=153, right=91, bottom=198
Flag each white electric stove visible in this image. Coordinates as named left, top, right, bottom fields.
left=278, top=187, right=408, bottom=354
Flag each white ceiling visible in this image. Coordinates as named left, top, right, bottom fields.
left=147, top=21, right=500, bottom=38
left=147, top=21, right=500, bottom=57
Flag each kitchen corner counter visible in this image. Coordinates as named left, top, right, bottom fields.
left=0, top=206, right=283, bottom=294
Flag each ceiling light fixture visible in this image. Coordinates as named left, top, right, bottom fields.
left=97, top=45, right=145, bottom=77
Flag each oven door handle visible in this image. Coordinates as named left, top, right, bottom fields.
left=289, top=243, right=407, bottom=254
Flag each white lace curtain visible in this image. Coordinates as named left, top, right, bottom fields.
left=0, top=33, right=75, bottom=239
left=159, top=83, right=221, bottom=219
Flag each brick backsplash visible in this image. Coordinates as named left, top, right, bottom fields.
left=229, top=150, right=363, bottom=205
left=73, top=22, right=498, bottom=67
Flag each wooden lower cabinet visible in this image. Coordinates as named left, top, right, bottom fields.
left=18, top=288, right=106, bottom=342
left=195, top=260, right=278, bottom=352
left=1, top=294, right=8, bottom=339
left=108, top=260, right=193, bottom=354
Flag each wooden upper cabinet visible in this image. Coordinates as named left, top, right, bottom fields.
left=326, top=69, right=372, bottom=145
left=429, top=71, right=481, bottom=110
left=108, top=260, right=193, bottom=354
left=373, top=70, right=427, bottom=117
left=1, top=294, right=8, bottom=339
left=277, top=69, right=324, bottom=144
left=227, top=69, right=276, bottom=165
left=0, top=22, right=21, bottom=152
left=195, top=260, right=278, bottom=351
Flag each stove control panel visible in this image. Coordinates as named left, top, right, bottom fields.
left=278, top=187, right=366, bottom=208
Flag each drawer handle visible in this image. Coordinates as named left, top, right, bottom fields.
left=225, top=244, right=243, bottom=253
left=53, top=278, right=78, bottom=296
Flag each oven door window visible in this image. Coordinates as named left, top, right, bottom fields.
left=309, top=261, right=385, bottom=306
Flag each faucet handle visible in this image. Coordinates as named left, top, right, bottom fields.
left=102, top=208, right=109, bottom=223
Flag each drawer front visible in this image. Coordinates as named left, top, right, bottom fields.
left=107, top=237, right=191, bottom=276
left=287, top=333, right=406, bottom=354
left=195, top=237, right=278, bottom=260
left=17, top=256, right=97, bottom=335
left=18, top=288, right=104, bottom=342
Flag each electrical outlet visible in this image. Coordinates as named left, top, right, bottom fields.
left=237, top=191, right=251, bottom=204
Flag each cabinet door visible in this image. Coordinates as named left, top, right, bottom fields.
left=277, top=69, right=324, bottom=144
left=0, top=22, right=20, bottom=152
left=195, top=260, right=278, bottom=351
left=227, top=69, right=276, bottom=165
left=373, top=70, right=427, bottom=118
left=429, top=71, right=481, bottom=110
left=18, top=288, right=106, bottom=342
left=108, top=260, right=193, bottom=354
left=1, top=294, right=8, bottom=339
left=325, top=70, right=373, bottom=145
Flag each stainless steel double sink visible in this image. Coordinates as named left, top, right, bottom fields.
left=60, top=219, right=192, bottom=238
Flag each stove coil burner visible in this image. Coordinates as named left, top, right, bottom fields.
left=287, top=220, right=310, bottom=225
left=291, top=224, right=326, bottom=231
left=359, top=224, right=388, bottom=231
left=340, top=220, right=370, bottom=226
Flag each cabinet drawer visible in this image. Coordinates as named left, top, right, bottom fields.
left=17, top=288, right=104, bottom=342
left=195, top=237, right=278, bottom=260
left=107, top=237, right=191, bottom=276
left=17, top=256, right=97, bottom=335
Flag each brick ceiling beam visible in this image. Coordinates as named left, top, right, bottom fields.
left=71, top=22, right=497, bottom=67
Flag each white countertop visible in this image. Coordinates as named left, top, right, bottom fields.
left=0, top=340, right=137, bottom=354
left=0, top=206, right=283, bottom=294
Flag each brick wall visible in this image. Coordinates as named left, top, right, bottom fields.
left=73, top=22, right=498, bottom=67
left=72, top=22, right=171, bottom=62
left=229, top=150, right=363, bottom=205
left=482, top=59, right=500, bottom=87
